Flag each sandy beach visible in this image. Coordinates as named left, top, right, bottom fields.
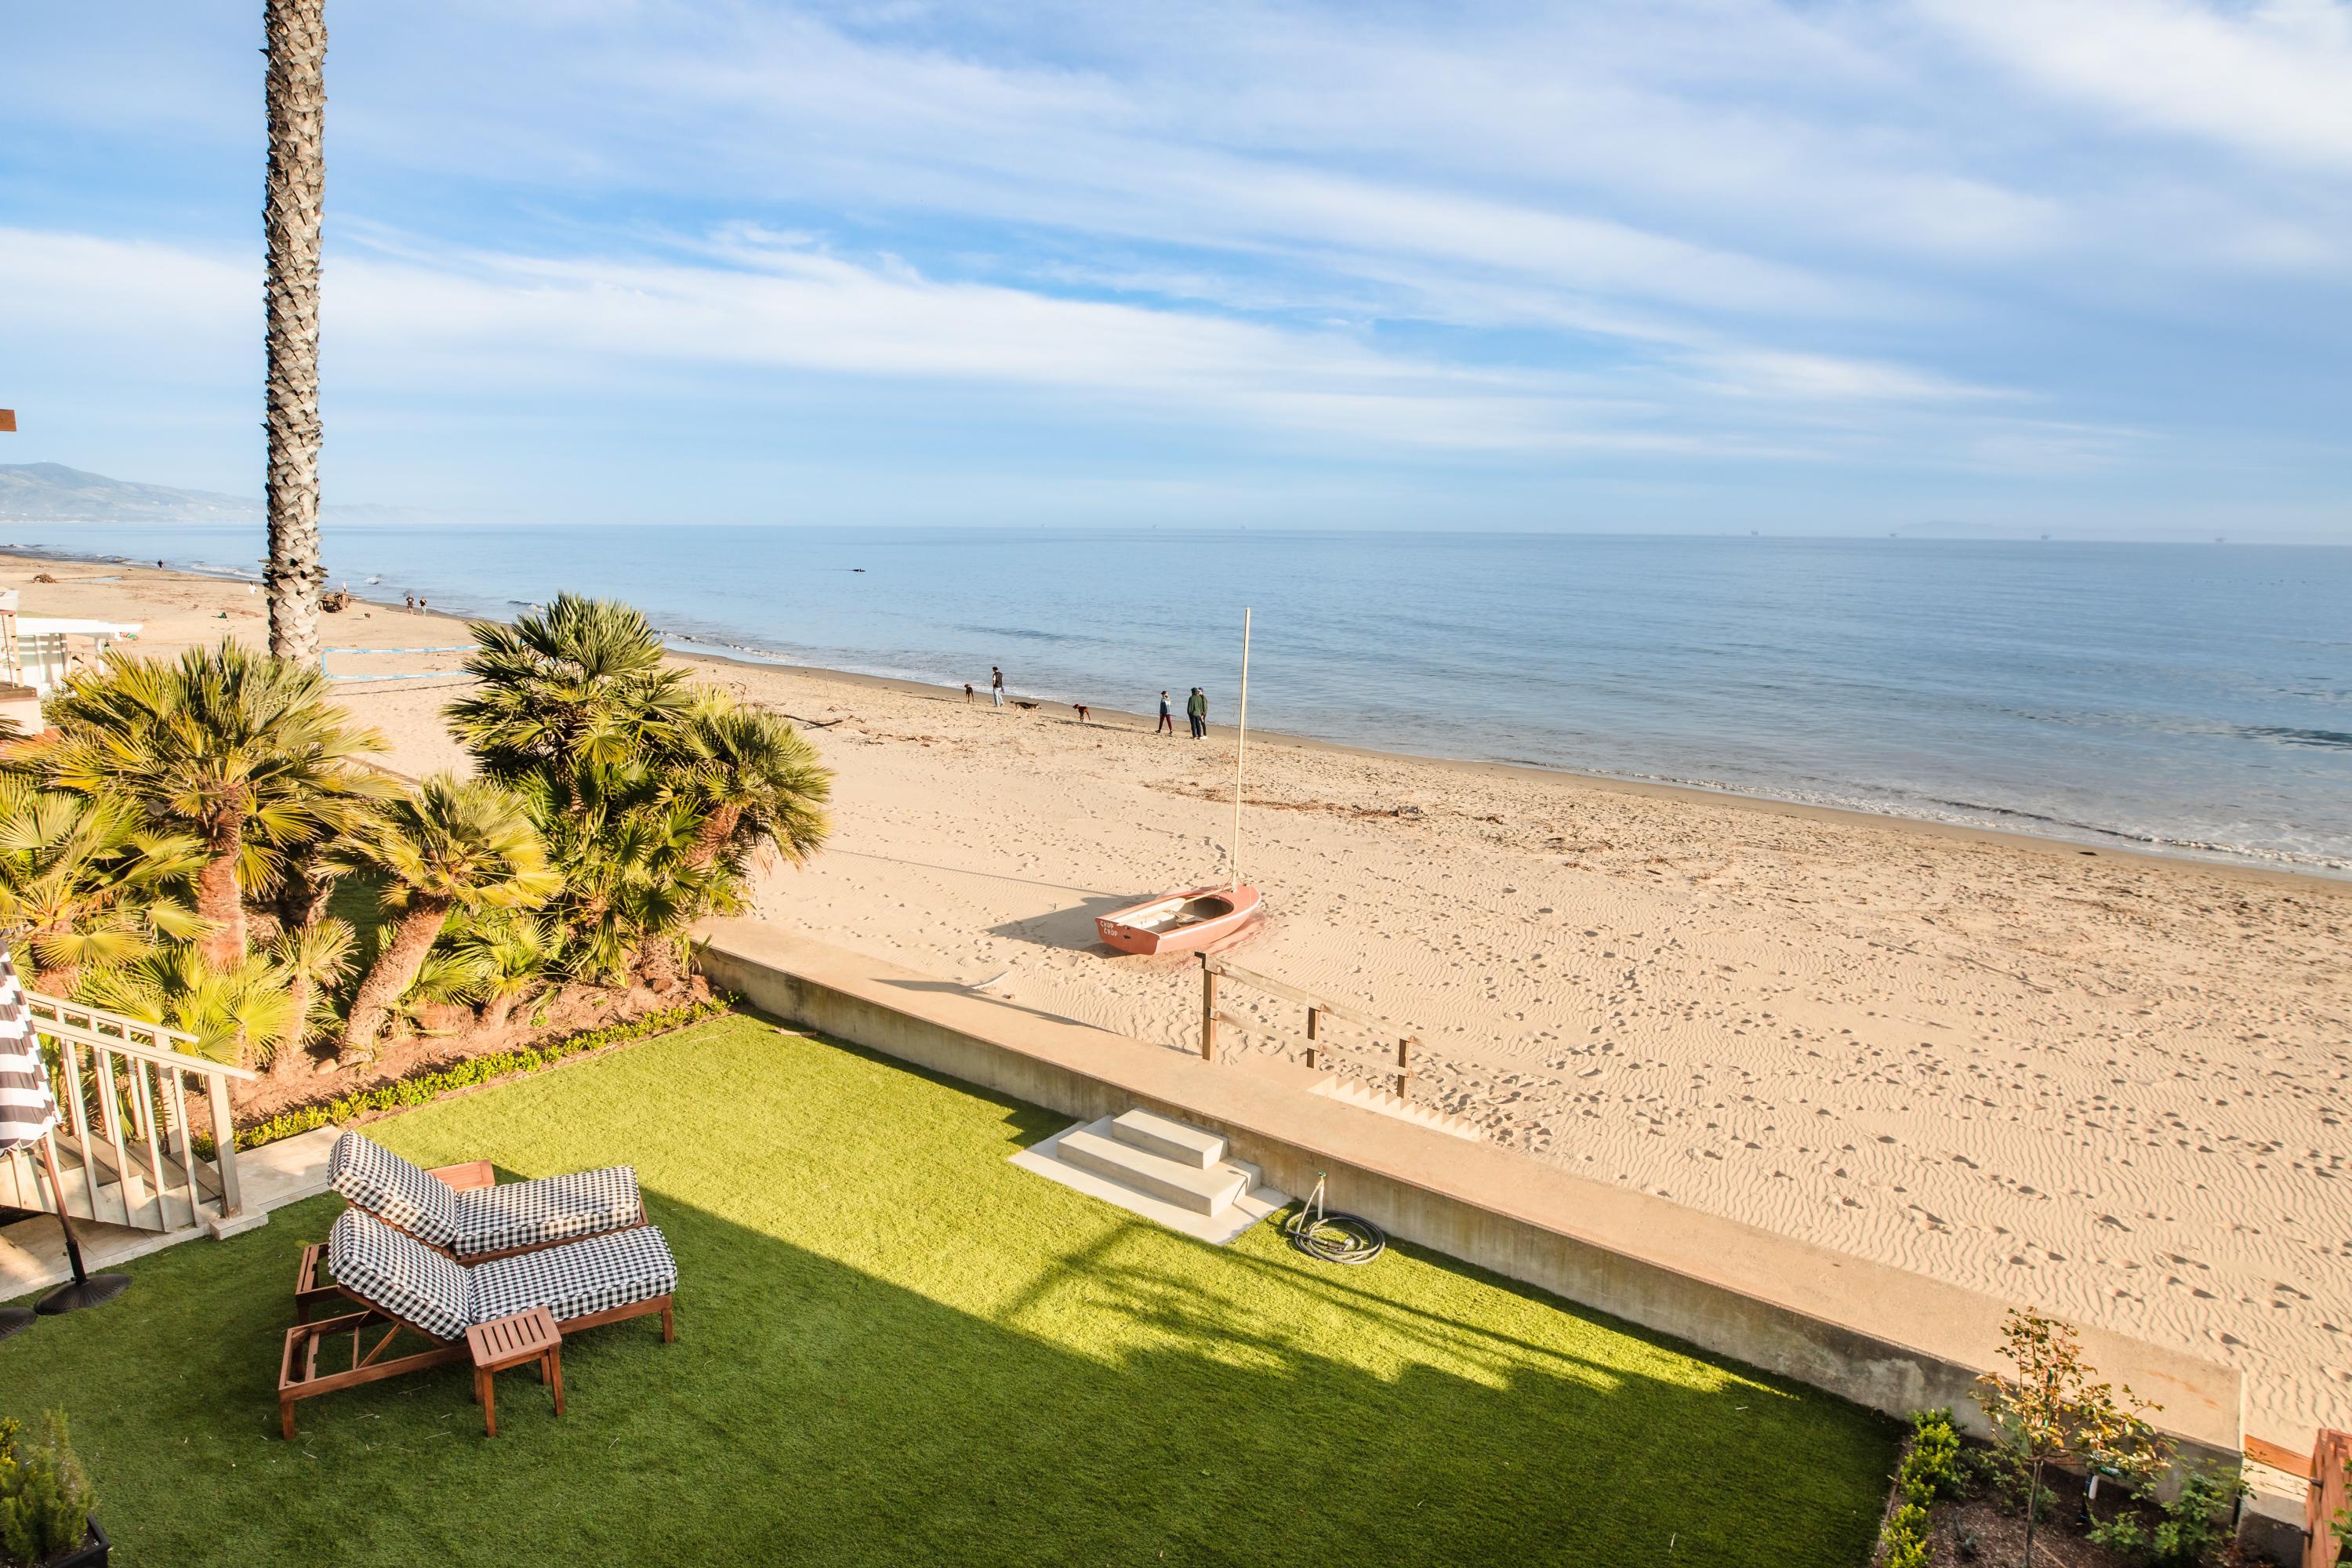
left=11, top=554, right=2350, bottom=1447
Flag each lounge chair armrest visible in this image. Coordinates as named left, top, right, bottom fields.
left=426, top=1159, right=498, bottom=1192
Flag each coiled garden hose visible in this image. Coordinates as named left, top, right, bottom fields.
left=1286, top=1174, right=1386, bottom=1265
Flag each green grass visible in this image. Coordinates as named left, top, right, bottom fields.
left=2, top=1014, right=1898, bottom=1566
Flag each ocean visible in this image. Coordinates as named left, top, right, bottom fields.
left=14, top=524, right=2352, bottom=874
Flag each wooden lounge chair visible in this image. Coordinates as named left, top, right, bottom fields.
left=318, top=1129, right=647, bottom=1279
left=278, top=1208, right=677, bottom=1439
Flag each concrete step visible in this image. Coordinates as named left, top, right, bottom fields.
left=1057, top=1128, right=1250, bottom=1215
left=1109, top=1109, right=1224, bottom=1170
left=1309, top=1076, right=1485, bottom=1142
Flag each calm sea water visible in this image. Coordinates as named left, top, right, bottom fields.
left=16, top=524, right=2352, bottom=873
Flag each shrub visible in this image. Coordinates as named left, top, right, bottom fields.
left=0, top=1410, right=95, bottom=1567
left=1976, top=1309, right=2169, bottom=1567
left=2086, top=1464, right=2250, bottom=1566
left=1878, top=1409, right=1962, bottom=1566
left=222, top=995, right=731, bottom=1150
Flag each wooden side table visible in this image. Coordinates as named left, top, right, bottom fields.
left=465, top=1306, right=564, bottom=1437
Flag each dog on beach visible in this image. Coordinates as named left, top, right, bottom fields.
left=1073, top=703, right=1091, bottom=724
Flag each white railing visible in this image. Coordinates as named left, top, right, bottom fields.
left=0, top=994, right=256, bottom=1234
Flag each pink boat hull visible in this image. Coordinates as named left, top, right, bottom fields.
left=1095, top=884, right=1262, bottom=956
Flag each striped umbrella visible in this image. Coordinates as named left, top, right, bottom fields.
left=0, top=949, right=129, bottom=1334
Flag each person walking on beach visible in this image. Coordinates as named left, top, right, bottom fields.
left=990, top=666, right=1005, bottom=707
left=1187, top=687, right=1207, bottom=739
left=1157, top=691, right=1175, bottom=735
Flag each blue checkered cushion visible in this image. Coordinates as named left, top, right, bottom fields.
left=467, top=1226, right=677, bottom=1327
left=451, top=1166, right=641, bottom=1258
left=327, top=1209, right=470, bottom=1341
left=327, top=1131, right=462, bottom=1249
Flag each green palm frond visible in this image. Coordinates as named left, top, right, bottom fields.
left=74, top=947, right=297, bottom=1066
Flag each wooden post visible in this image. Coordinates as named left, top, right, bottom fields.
left=1395, top=1037, right=1412, bottom=1100
left=1305, top=1006, right=1320, bottom=1070
left=1199, top=958, right=1219, bottom=1062
left=2311, top=1429, right=2350, bottom=1568
left=208, top=1074, right=245, bottom=1220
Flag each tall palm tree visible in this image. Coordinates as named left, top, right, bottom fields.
left=41, top=641, right=387, bottom=967
left=670, top=694, right=832, bottom=872
left=330, top=775, right=559, bottom=1054
left=263, top=0, right=329, bottom=662
left=0, top=778, right=209, bottom=994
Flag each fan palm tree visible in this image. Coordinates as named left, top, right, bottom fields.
left=444, top=908, right=564, bottom=1029
left=445, top=595, right=690, bottom=801
left=517, top=768, right=724, bottom=983
left=40, top=641, right=387, bottom=967
left=330, top=775, right=560, bottom=1054
left=76, top=946, right=299, bottom=1069
left=670, top=693, right=832, bottom=871
left=263, top=0, right=328, bottom=662
left=266, top=915, right=356, bottom=1080
left=0, top=776, right=209, bottom=994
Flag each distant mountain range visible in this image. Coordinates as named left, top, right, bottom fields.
left=0, top=463, right=421, bottom=524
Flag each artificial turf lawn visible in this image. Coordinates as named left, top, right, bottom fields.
left=2, top=1013, right=1898, bottom=1566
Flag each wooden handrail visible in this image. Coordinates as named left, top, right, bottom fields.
left=1200, top=955, right=1417, bottom=1098
left=2246, top=1434, right=2314, bottom=1479
left=1202, top=954, right=1394, bottom=1033
left=24, top=993, right=258, bottom=1080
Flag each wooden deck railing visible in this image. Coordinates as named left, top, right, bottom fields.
left=0, top=993, right=256, bottom=1235
left=1198, top=953, right=1418, bottom=1099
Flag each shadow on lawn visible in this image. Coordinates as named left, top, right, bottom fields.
left=0, top=1018, right=1895, bottom=1567
left=2, top=1196, right=1892, bottom=1568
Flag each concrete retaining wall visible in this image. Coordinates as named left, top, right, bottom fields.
left=699, top=921, right=2243, bottom=1479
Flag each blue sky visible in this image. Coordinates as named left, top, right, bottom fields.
left=2, top=1, right=2349, bottom=537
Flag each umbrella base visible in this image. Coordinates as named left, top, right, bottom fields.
left=37, top=1273, right=129, bottom=1316
left=0, top=1305, right=33, bottom=1341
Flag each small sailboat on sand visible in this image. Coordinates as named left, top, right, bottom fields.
left=1096, top=610, right=1265, bottom=956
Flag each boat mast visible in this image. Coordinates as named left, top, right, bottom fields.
left=1230, top=607, right=1251, bottom=891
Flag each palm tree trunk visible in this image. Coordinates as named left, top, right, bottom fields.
left=263, top=0, right=328, bottom=665
left=274, top=973, right=314, bottom=1080
left=686, top=803, right=742, bottom=869
left=196, top=818, right=248, bottom=968
left=340, top=902, right=450, bottom=1056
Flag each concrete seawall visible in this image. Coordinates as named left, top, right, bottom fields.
left=697, top=921, right=2243, bottom=1478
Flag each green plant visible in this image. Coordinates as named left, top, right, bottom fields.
left=1881, top=1501, right=1931, bottom=1568
left=0, top=1410, right=95, bottom=1567
left=0, top=776, right=208, bottom=995
left=327, top=774, right=559, bottom=1055
left=2087, top=1465, right=2251, bottom=1566
left=38, top=640, right=387, bottom=965
left=266, top=914, right=357, bottom=1079
left=1976, top=1309, right=2169, bottom=1566
left=445, top=598, right=830, bottom=987
left=442, top=908, right=564, bottom=1029
left=74, top=944, right=298, bottom=1068
left=1878, top=1409, right=1962, bottom=1567
left=227, top=995, right=730, bottom=1149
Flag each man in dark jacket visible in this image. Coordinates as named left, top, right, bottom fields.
left=1186, top=687, right=1208, bottom=739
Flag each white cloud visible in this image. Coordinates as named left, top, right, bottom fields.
left=1919, top=0, right=2352, bottom=172
left=0, top=224, right=2083, bottom=470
